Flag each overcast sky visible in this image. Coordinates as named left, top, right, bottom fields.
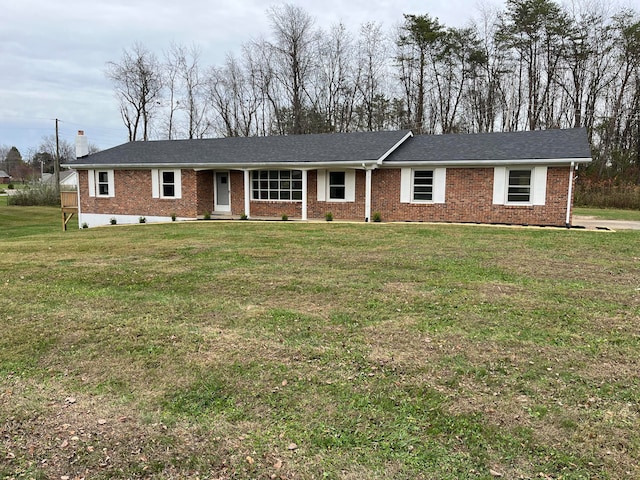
left=2, top=0, right=499, bottom=158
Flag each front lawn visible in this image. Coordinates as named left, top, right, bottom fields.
left=1, top=206, right=639, bottom=479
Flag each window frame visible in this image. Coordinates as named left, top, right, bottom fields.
left=411, top=169, right=435, bottom=203
left=400, top=167, right=446, bottom=204
left=251, top=170, right=303, bottom=202
left=328, top=171, right=346, bottom=200
left=151, top=169, right=182, bottom=199
left=160, top=170, right=176, bottom=198
left=506, top=168, right=532, bottom=204
left=97, top=171, right=110, bottom=197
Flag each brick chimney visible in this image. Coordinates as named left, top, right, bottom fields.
left=76, top=130, right=89, bottom=158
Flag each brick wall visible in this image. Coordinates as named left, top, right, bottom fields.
left=78, top=169, right=199, bottom=218
left=371, top=167, right=571, bottom=226
left=79, top=166, right=572, bottom=226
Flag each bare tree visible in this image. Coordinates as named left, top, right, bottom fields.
left=106, top=43, right=163, bottom=141
left=266, top=4, right=318, bottom=134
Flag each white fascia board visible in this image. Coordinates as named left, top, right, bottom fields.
left=376, top=131, right=414, bottom=165
left=67, top=161, right=381, bottom=170
left=381, top=157, right=592, bottom=168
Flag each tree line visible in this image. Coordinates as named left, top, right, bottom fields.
left=106, top=0, right=639, bottom=184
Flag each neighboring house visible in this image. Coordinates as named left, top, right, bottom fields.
left=42, top=170, right=78, bottom=189
left=63, top=128, right=591, bottom=228
left=0, top=170, right=10, bottom=184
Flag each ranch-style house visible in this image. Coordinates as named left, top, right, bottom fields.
left=63, top=128, right=591, bottom=228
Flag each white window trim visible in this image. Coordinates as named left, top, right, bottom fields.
left=317, top=169, right=355, bottom=202
left=152, top=169, right=182, bottom=199
left=88, top=169, right=114, bottom=198
left=493, top=166, right=547, bottom=206
left=251, top=170, right=304, bottom=202
left=400, top=168, right=446, bottom=204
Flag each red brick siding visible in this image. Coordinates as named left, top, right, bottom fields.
left=79, top=166, right=572, bottom=226
left=371, top=167, right=571, bottom=226
left=78, top=169, right=199, bottom=218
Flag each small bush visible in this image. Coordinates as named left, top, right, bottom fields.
left=240, top=213, right=248, bottom=220
left=203, top=211, right=211, bottom=220
left=281, top=213, right=288, bottom=221
left=372, top=211, right=382, bottom=222
left=82, top=222, right=88, bottom=229
left=110, top=217, right=117, bottom=225
left=171, top=212, right=177, bottom=222
left=325, top=212, right=333, bottom=222
left=6, top=183, right=58, bottom=206
left=139, top=216, right=146, bottom=224
left=7, top=183, right=14, bottom=190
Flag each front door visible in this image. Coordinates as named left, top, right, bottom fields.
left=214, top=171, right=231, bottom=212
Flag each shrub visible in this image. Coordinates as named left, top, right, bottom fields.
left=7, top=183, right=58, bottom=206
left=372, top=211, right=382, bottom=222
left=82, top=222, right=88, bottom=229
left=7, top=183, right=14, bottom=190
left=325, top=212, right=333, bottom=222
left=171, top=212, right=177, bottom=222
left=574, top=179, right=640, bottom=210
left=139, top=216, right=146, bottom=223
left=110, top=217, right=117, bottom=225
left=240, top=213, right=248, bottom=220
left=203, top=211, right=211, bottom=220
left=281, top=213, right=288, bottom=221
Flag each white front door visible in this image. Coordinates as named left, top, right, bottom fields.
left=214, top=171, right=231, bottom=212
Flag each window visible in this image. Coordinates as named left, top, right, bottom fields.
left=400, top=168, right=446, bottom=204
left=152, top=169, right=182, bottom=199
left=329, top=172, right=346, bottom=200
left=161, top=171, right=176, bottom=197
left=507, top=169, right=532, bottom=203
left=493, top=166, right=547, bottom=206
left=252, top=170, right=303, bottom=201
left=97, top=171, right=110, bottom=196
left=88, top=169, right=114, bottom=198
left=412, top=170, right=434, bottom=201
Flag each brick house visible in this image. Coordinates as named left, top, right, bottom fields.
left=63, top=128, right=591, bottom=228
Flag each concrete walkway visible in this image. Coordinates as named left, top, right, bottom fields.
left=573, top=215, right=640, bottom=231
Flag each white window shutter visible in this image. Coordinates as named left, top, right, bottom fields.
left=88, top=169, right=95, bottom=197
left=151, top=169, right=160, bottom=198
left=493, top=167, right=506, bottom=205
left=107, top=170, right=115, bottom=197
left=434, top=168, right=447, bottom=204
left=400, top=168, right=411, bottom=203
left=532, top=166, right=547, bottom=205
left=317, top=169, right=326, bottom=201
left=345, top=170, right=356, bottom=202
left=174, top=169, right=182, bottom=199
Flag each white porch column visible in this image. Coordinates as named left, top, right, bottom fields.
left=244, top=170, right=251, bottom=218
left=301, top=170, right=308, bottom=220
left=364, top=168, right=372, bottom=222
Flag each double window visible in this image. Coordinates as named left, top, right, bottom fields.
left=252, top=170, right=303, bottom=201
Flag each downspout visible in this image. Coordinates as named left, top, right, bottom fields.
left=565, top=162, right=575, bottom=228
left=243, top=170, right=251, bottom=219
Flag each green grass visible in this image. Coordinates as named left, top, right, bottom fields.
left=574, top=206, right=640, bottom=221
left=1, top=206, right=639, bottom=479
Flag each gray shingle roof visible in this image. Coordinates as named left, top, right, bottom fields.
left=64, top=128, right=591, bottom=169
left=67, top=130, right=413, bottom=168
left=385, top=128, right=591, bottom=163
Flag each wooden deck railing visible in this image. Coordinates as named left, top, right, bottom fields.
left=60, top=191, right=78, bottom=230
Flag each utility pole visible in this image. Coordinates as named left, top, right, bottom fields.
left=54, top=118, right=61, bottom=195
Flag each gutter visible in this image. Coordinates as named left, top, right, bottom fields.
left=565, top=161, right=575, bottom=228
left=384, top=157, right=592, bottom=168
left=61, top=160, right=383, bottom=170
